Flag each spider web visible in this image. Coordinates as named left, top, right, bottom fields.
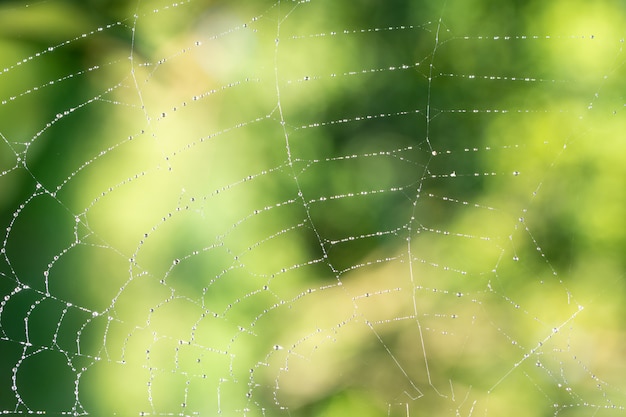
left=1, top=0, right=625, bottom=416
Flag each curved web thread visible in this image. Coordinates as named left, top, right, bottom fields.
left=1, top=0, right=625, bottom=416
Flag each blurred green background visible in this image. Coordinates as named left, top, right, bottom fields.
left=1, top=0, right=625, bottom=416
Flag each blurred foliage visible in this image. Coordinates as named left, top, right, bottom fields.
left=1, top=0, right=625, bottom=416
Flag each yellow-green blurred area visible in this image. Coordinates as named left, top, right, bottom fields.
left=0, top=0, right=625, bottom=416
